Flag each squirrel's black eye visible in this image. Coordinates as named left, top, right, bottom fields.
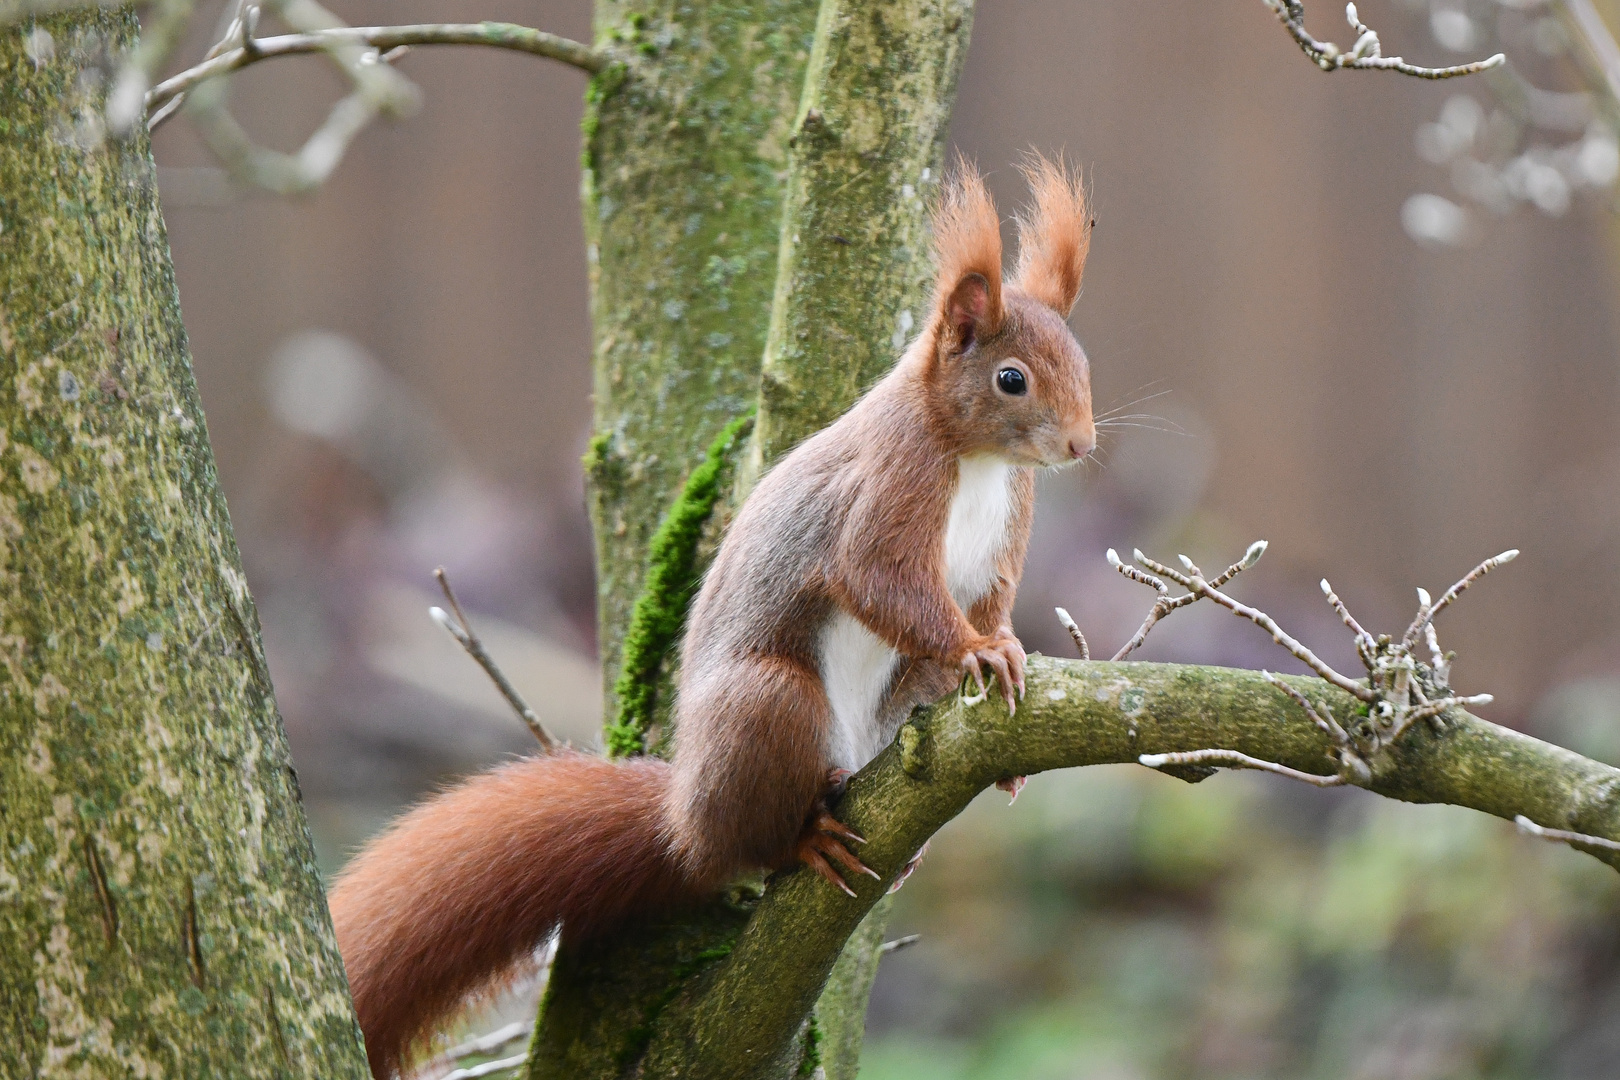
left=996, top=367, right=1028, bottom=395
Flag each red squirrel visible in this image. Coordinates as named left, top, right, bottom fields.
left=328, top=156, right=1095, bottom=1078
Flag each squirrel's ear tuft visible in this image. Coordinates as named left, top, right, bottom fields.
left=931, top=156, right=1004, bottom=353
left=1010, top=152, right=1089, bottom=317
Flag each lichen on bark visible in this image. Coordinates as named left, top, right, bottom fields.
left=0, top=11, right=367, bottom=1077
left=743, top=0, right=975, bottom=487
left=581, top=0, right=821, bottom=713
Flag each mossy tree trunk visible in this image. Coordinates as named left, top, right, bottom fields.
left=548, top=0, right=973, bottom=1076
left=0, top=10, right=369, bottom=1077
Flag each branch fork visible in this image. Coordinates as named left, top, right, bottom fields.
left=1103, top=541, right=1514, bottom=788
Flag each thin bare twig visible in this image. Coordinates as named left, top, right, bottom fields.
left=440, top=1022, right=532, bottom=1065
left=1264, top=0, right=1504, bottom=79
left=1262, top=671, right=1351, bottom=744
left=1128, top=545, right=1374, bottom=702
left=167, top=0, right=423, bottom=191
left=1516, top=814, right=1620, bottom=853
left=437, top=1053, right=527, bottom=1080
left=147, top=21, right=604, bottom=115
left=431, top=566, right=558, bottom=751
left=1110, top=540, right=1513, bottom=790
left=1106, top=541, right=1269, bottom=661
left=1319, top=578, right=1374, bottom=660
left=142, top=0, right=251, bottom=131
left=1402, top=549, right=1518, bottom=648
left=1054, top=607, right=1089, bottom=660
left=1188, top=571, right=1372, bottom=700
left=1106, top=548, right=1185, bottom=660
left=105, top=0, right=197, bottom=135
left=1139, top=749, right=1346, bottom=787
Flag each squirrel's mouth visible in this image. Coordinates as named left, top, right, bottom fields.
left=1034, top=439, right=1089, bottom=470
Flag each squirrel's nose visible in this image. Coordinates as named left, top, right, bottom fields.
left=1067, top=431, right=1096, bottom=459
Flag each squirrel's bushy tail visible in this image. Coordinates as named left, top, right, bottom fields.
left=329, top=750, right=690, bottom=1079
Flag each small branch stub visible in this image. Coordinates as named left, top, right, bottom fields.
left=878, top=934, right=921, bottom=955
left=1054, top=607, right=1088, bottom=660
left=1515, top=814, right=1620, bottom=854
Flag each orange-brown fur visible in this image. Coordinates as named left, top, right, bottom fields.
left=329, top=156, right=1095, bottom=1078
left=1011, top=154, right=1091, bottom=315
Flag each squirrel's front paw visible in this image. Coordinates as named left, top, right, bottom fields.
left=960, top=631, right=1026, bottom=714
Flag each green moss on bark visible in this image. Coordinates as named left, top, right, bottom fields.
left=606, top=410, right=753, bottom=758
left=0, top=11, right=367, bottom=1077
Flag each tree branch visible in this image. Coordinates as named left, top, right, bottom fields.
left=638, top=657, right=1620, bottom=1078
left=146, top=21, right=605, bottom=115
left=1264, top=0, right=1504, bottom=79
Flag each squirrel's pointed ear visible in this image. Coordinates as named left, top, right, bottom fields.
left=1010, top=152, right=1089, bottom=317
left=944, top=273, right=993, bottom=352
left=931, top=157, right=1003, bottom=354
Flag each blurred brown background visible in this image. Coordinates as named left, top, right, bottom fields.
left=150, top=1, right=1620, bottom=1075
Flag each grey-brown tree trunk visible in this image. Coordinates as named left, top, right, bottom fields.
left=0, top=10, right=369, bottom=1077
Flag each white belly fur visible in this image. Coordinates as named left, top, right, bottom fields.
left=820, top=454, right=1014, bottom=773
left=819, top=612, right=900, bottom=773
left=944, top=454, right=1015, bottom=609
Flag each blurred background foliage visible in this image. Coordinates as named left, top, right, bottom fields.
left=145, top=0, right=1620, bottom=1074
left=864, top=767, right=1620, bottom=1078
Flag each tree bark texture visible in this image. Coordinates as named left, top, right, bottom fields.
left=0, top=11, right=369, bottom=1078
left=580, top=0, right=820, bottom=710
left=544, top=0, right=973, bottom=1076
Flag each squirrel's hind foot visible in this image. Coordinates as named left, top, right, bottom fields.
left=793, top=808, right=878, bottom=897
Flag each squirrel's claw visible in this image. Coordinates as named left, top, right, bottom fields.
left=889, top=839, right=931, bottom=894
left=811, top=810, right=876, bottom=873
left=794, top=808, right=878, bottom=894
left=822, top=833, right=881, bottom=880
left=799, top=844, right=857, bottom=897
left=795, top=831, right=876, bottom=895
left=960, top=652, right=988, bottom=698
left=963, top=633, right=1026, bottom=715
left=817, top=813, right=867, bottom=846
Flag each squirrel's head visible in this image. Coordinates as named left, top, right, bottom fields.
left=923, top=154, right=1094, bottom=469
